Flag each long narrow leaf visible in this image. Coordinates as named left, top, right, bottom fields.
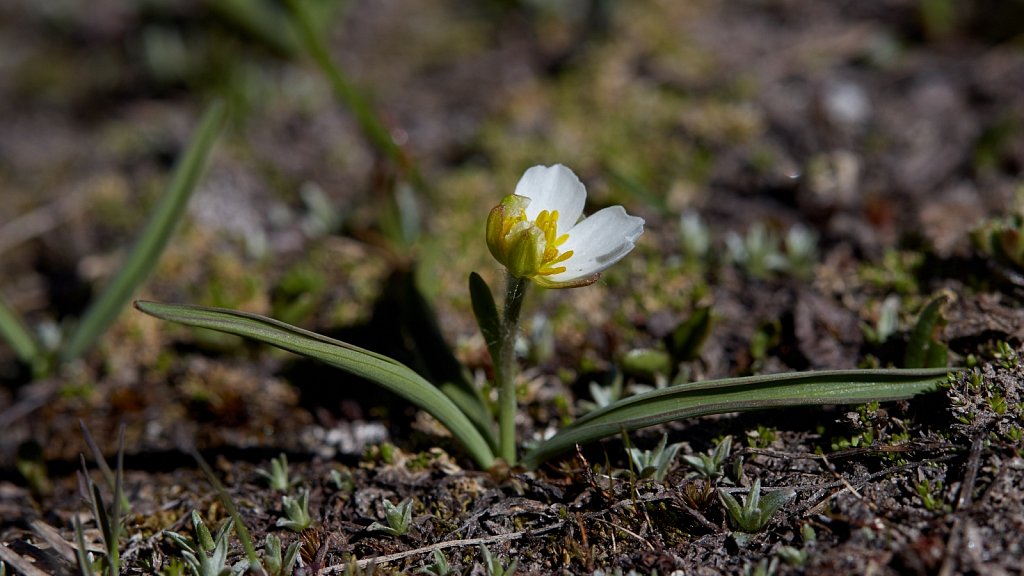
left=61, top=101, right=227, bottom=363
left=0, top=293, right=41, bottom=366
left=209, top=0, right=301, bottom=57
left=134, top=300, right=496, bottom=468
left=521, top=368, right=951, bottom=469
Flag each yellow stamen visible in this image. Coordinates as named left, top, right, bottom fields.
left=494, top=203, right=574, bottom=278
left=532, top=209, right=573, bottom=276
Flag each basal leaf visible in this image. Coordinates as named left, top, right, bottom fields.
left=521, top=368, right=950, bottom=469
left=135, top=300, right=495, bottom=468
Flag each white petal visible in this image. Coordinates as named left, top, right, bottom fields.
left=547, top=206, right=645, bottom=283
left=514, top=165, right=586, bottom=235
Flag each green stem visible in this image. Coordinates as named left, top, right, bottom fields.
left=497, top=273, right=528, bottom=465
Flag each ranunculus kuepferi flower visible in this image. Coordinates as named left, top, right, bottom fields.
left=487, top=164, right=645, bottom=288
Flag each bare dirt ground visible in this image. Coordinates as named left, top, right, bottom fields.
left=1, top=1, right=1023, bottom=574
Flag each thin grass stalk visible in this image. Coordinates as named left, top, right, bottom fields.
left=283, top=0, right=423, bottom=190
left=72, top=516, right=93, bottom=576
left=0, top=293, right=42, bottom=368
left=60, top=101, right=227, bottom=363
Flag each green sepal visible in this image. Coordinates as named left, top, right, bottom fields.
left=504, top=225, right=543, bottom=278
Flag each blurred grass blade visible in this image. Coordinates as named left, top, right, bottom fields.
left=209, top=0, right=301, bottom=57
left=72, top=516, right=92, bottom=576
left=60, top=102, right=228, bottom=363
left=283, top=0, right=422, bottom=189
left=904, top=294, right=949, bottom=368
left=0, top=293, right=42, bottom=367
left=135, top=300, right=496, bottom=468
left=80, top=422, right=131, bottom=513
left=521, top=368, right=951, bottom=469
left=667, top=305, right=712, bottom=363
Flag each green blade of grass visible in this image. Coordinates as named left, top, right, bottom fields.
left=134, top=300, right=496, bottom=468
left=521, top=368, right=951, bottom=469
left=0, top=293, right=42, bottom=367
left=209, top=0, right=302, bottom=57
left=72, top=516, right=93, bottom=576
left=60, top=101, right=228, bottom=363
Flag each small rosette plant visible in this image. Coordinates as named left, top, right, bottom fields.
left=136, top=164, right=952, bottom=471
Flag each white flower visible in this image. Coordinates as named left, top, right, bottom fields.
left=486, top=164, right=645, bottom=288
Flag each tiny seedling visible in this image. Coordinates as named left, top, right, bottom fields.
left=158, top=558, right=186, bottom=576
left=262, top=534, right=301, bottom=576
left=257, top=453, right=300, bottom=492
left=336, top=555, right=377, bottom=576
left=277, top=489, right=313, bottom=532
left=682, top=478, right=717, bottom=511
left=775, top=545, right=808, bottom=566
left=681, top=435, right=733, bottom=480
left=329, top=469, right=354, bottom=492
left=418, top=549, right=453, bottom=576
left=784, top=224, right=818, bottom=279
left=626, top=433, right=684, bottom=481
left=719, top=478, right=795, bottom=533
left=581, top=375, right=624, bottom=413
left=368, top=498, right=414, bottom=537
left=163, top=511, right=240, bottom=576
left=862, top=295, right=900, bottom=346
left=915, top=479, right=948, bottom=512
left=479, top=545, right=517, bottom=576
left=679, top=211, right=711, bottom=262
left=726, top=222, right=787, bottom=280
left=745, top=425, right=777, bottom=449
left=743, top=557, right=779, bottom=576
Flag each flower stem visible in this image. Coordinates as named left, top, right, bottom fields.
left=497, top=273, right=528, bottom=465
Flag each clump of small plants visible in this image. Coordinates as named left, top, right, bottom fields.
left=368, top=498, right=415, bottom=537
left=719, top=478, right=796, bottom=538
left=944, top=341, right=1024, bottom=444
